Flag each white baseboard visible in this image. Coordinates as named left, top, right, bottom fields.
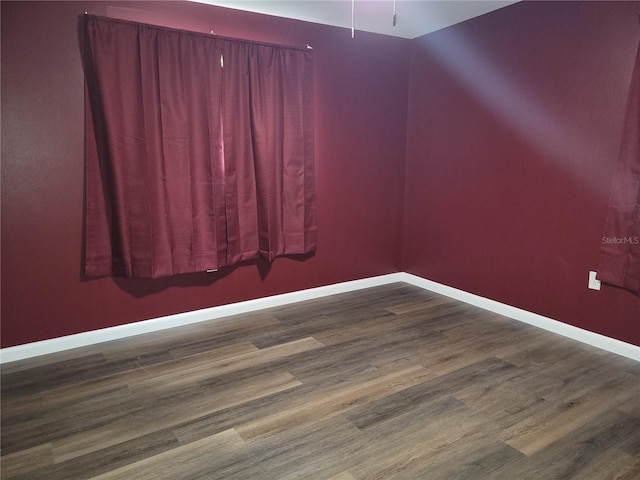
left=2, top=272, right=638, bottom=364
left=0, top=273, right=405, bottom=364
left=400, top=273, right=640, bottom=362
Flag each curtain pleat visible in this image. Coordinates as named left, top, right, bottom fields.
left=84, top=16, right=315, bottom=278
left=597, top=41, right=640, bottom=294
left=220, top=40, right=259, bottom=266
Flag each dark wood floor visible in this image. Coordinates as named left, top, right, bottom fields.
left=2, top=283, right=639, bottom=479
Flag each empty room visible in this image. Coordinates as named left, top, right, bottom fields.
left=1, top=1, right=639, bottom=479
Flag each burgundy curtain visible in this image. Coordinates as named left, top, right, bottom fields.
left=597, top=41, right=640, bottom=294
left=84, top=16, right=316, bottom=278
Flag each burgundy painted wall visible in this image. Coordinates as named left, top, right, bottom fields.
left=1, top=1, right=409, bottom=347
left=4, top=0, right=639, bottom=350
left=403, top=1, right=640, bottom=346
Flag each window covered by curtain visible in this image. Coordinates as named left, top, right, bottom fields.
left=84, top=16, right=316, bottom=278
left=597, top=41, right=640, bottom=294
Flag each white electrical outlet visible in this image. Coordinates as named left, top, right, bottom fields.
left=588, top=271, right=601, bottom=291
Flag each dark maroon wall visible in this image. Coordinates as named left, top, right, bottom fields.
left=4, top=1, right=639, bottom=350
left=1, top=1, right=409, bottom=347
left=404, top=1, right=640, bottom=346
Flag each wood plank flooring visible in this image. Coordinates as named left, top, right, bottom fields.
left=2, top=283, right=639, bottom=479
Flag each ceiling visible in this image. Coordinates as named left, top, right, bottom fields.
left=191, top=0, right=519, bottom=39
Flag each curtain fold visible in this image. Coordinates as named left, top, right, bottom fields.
left=597, top=41, right=640, bottom=294
left=84, top=16, right=315, bottom=278
left=245, top=43, right=316, bottom=261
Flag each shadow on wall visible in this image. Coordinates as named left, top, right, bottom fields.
left=84, top=253, right=315, bottom=298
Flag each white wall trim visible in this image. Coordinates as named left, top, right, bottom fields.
left=2, top=271, right=638, bottom=364
left=400, top=272, right=640, bottom=362
left=0, top=273, right=405, bottom=364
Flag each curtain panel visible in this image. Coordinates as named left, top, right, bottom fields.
left=597, top=41, right=640, bottom=294
left=84, top=15, right=316, bottom=278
